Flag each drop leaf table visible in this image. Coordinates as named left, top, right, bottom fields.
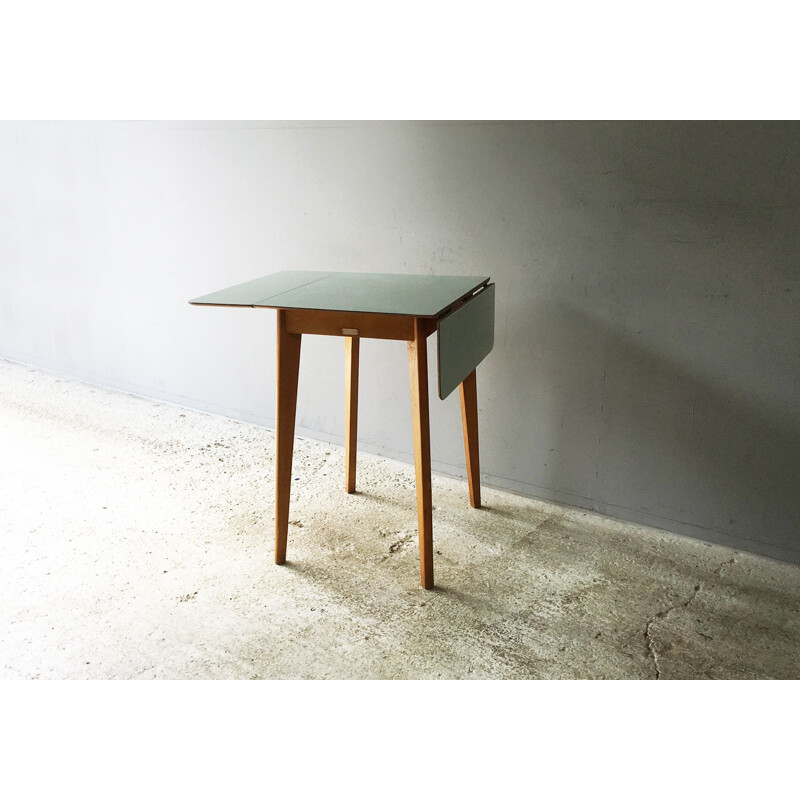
left=191, top=271, right=495, bottom=588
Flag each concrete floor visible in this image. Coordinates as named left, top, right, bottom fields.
left=1, top=358, right=799, bottom=679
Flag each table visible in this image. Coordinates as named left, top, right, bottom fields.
left=190, top=271, right=495, bottom=588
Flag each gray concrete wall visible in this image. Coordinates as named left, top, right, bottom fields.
left=1, top=121, right=798, bottom=562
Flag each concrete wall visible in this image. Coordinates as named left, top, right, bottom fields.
left=1, top=121, right=798, bottom=563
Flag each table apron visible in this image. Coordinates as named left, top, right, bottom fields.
left=283, top=308, right=435, bottom=340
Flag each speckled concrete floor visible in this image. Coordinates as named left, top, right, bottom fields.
left=1, top=358, right=798, bottom=679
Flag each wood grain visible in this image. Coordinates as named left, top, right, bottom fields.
left=274, top=309, right=302, bottom=564
left=345, top=336, right=359, bottom=494
left=284, top=308, right=416, bottom=340
left=459, top=369, right=481, bottom=508
left=408, top=318, right=434, bottom=589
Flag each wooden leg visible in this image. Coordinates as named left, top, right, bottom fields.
left=459, top=369, right=481, bottom=508
left=407, top=319, right=434, bottom=589
left=345, top=336, right=359, bottom=494
left=274, top=309, right=302, bottom=564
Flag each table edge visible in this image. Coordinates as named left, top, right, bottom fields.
left=188, top=277, right=490, bottom=319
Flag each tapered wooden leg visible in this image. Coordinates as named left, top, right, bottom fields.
left=407, top=319, right=434, bottom=589
left=459, top=369, right=481, bottom=508
left=345, top=336, right=359, bottom=494
left=275, top=309, right=302, bottom=564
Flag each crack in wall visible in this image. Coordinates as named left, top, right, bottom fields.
left=644, top=555, right=737, bottom=678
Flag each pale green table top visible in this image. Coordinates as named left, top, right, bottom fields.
left=190, top=271, right=490, bottom=318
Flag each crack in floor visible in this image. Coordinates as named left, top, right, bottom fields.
left=388, top=533, right=414, bottom=554
left=644, top=555, right=737, bottom=678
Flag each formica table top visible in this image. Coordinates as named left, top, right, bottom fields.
left=190, top=270, right=490, bottom=318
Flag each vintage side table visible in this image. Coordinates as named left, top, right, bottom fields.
left=190, top=271, right=495, bottom=588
